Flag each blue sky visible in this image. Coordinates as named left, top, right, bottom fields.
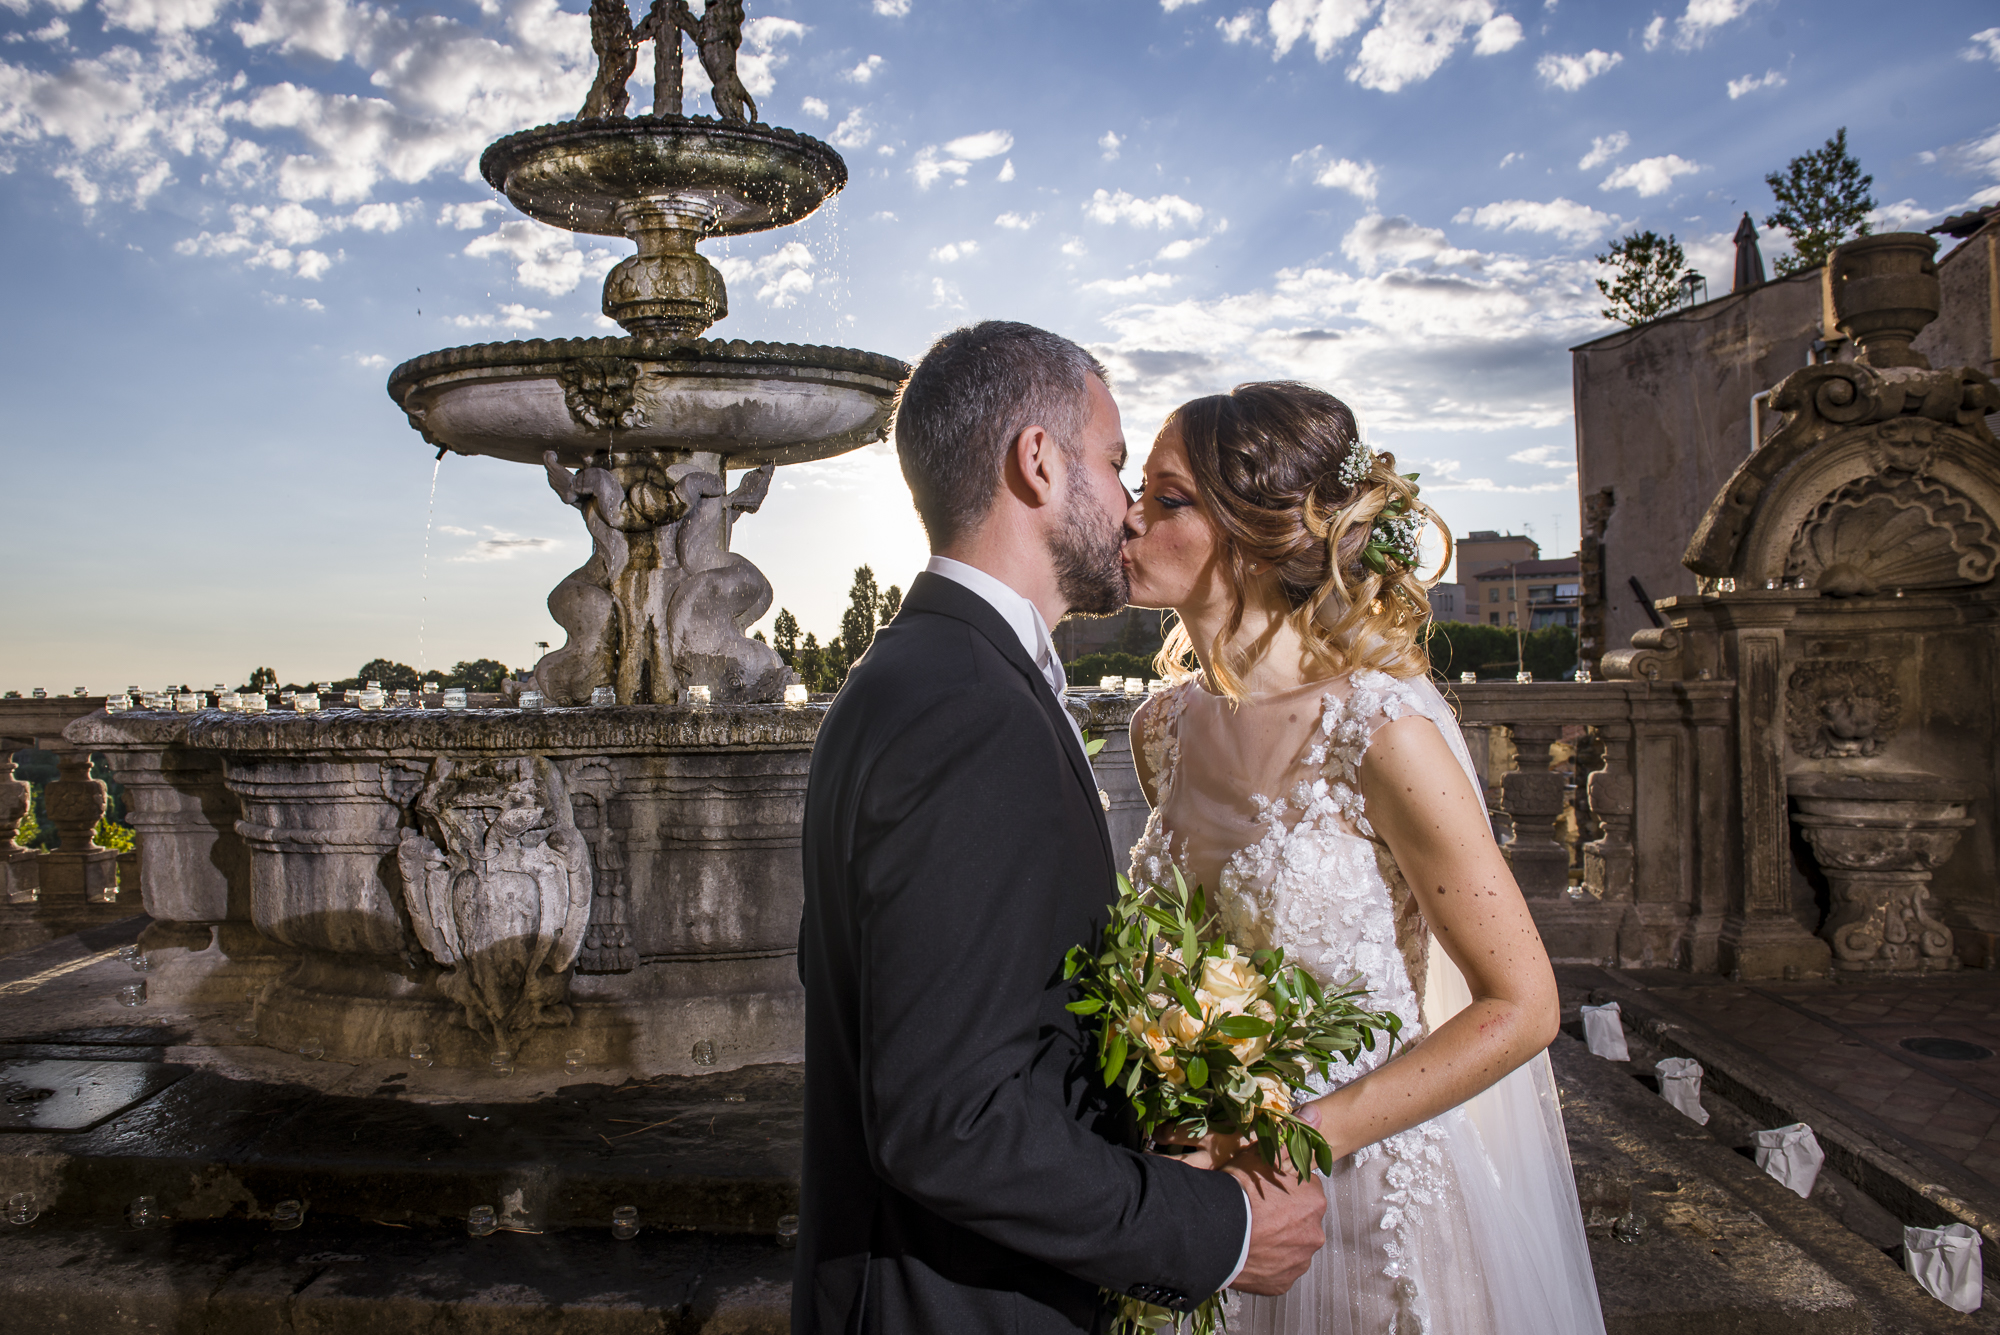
left=2, top=0, right=1996, bottom=691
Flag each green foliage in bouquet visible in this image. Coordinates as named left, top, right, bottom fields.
left=1065, top=868, right=1404, bottom=1333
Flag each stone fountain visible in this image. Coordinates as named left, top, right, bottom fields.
left=68, top=7, right=908, bottom=1072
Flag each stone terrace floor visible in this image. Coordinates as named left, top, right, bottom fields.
left=1610, top=966, right=2000, bottom=1191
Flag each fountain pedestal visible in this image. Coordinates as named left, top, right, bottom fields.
left=1790, top=773, right=1971, bottom=973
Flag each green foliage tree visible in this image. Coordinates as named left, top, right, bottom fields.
left=13, top=787, right=42, bottom=850
left=839, top=566, right=882, bottom=673
left=1595, top=230, right=1692, bottom=326
left=1765, top=127, right=1875, bottom=276
left=446, top=659, right=509, bottom=691
left=772, top=608, right=801, bottom=666
left=878, top=584, right=903, bottom=625
left=353, top=659, right=421, bottom=689
left=1425, top=623, right=1579, bottom=681
left=1068, top=650, right=1157, bottom=688
left=244, top=667, right=278, bottom=692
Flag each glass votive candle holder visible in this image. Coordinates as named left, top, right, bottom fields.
left=611, top=1206, right=640, bottom=1240
left=271, top=1199, right=303, bottom=1230
left=518, top=690, right=546, bottom=711
left=442, top=688, right=468, bottom=711
left=29, top=688, right=45, bottom=699
left=317, top=682, right=335, bottom=695
left=1515, top=671, right=1534, bottom=684
left=1147, top=679, right=1166, bottom=694
left=240, top=693, right=269, bottom=714
left=589, top=686, right=616, bottom=707
left=5, top=1192, right=37, bottom=1226
left=117, top=944, right=139, bottom=962
left=175, top=692, right=203, bottom=713
left=1460, top=672, right=1476, bottom=684
left=563, top=1048, right=586, bottom=1073
left=127, top=1195, right=159, bottom=1229
left=466, top=1205, right=497, bottom=1238
left=1575, top=666, right=1593, bottom=684
left=691, top=1039, right=716, bottom=1067
left=216, top=692, right=242, bottom=712
left=683, top=685, right=712, bottom=707
left=782, top=683, right=809, bottom=707
left=233, top=1019, right=259, bottom=1040
left=279, top=690, right=296, bottom=704
left=128, top=952, right=152, bottom=973
left=106, top=693, right=133, bottom=713
left=298, top=1036, right=325, bottom=1061
left=1717, top=577, right=1737, bottom=593
left=407, top=1042, right=434, bottom=1069
left=490, top=1051, right=515, bottom=1077
left=357, top=689, right=385, bottom=711
left=1098, top=675, right=1121, bottom=693
left=293, top=692, right=321, bottom=713
left=117, top=983, right=146, bottom=1007
left=1123, top=677, right=1144, bottom=695
left=776, top=1214, right=800, bottom=1248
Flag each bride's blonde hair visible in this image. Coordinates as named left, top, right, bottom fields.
left=1154, top=382, right=1452, bottom=700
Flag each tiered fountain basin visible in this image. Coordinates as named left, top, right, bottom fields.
left=389, top=336, right=906, bottom=467
left=72, top=704, right=827, bottom=1073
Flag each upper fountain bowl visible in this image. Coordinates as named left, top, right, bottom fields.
left=482, top=115, right=847, bottom=239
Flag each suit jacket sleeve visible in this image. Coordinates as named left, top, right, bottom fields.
left=847, top=676, right=1246, bottom=1298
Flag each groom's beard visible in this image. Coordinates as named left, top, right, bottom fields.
left=1049, top=469, right=1129, bottom=618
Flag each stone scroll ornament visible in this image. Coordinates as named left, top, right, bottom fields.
left=582, top=0, right=758, bottom=122
left=395, top=756, right=594, bottom=1050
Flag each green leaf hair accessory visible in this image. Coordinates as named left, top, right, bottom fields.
left=1360, top=471, right=1425, bottom=576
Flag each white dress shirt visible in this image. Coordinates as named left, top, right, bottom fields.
left=920, top=555, right=1255, bottom=1291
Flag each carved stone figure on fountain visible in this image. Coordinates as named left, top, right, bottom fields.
left=668, top=0, right=758, bottom=123
left=580, top=0, right=638, bottom=120
left=397, top=756, right=594, bottom=1052
left=665, top=460, right=788, bottom=702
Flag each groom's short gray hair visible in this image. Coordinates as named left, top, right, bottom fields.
left=893, top=320, right=1109, bottom=550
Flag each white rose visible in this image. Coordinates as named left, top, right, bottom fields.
left=1253, top=1073, right=1292, bottom=1113
left=1201, top=950, right=1267, bottom=1012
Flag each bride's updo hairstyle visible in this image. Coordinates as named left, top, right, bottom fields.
left=1156, top=381, right=1451, bottom=698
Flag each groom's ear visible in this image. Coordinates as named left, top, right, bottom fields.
left=1003, top=422, right=1062, bottom=511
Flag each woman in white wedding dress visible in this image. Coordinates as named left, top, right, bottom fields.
left=1121, top=382, right=1607, bottom=1335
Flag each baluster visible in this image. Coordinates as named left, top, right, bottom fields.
left=1500, top=722, right=1570, bottom=899
left=1583, top=720, right=1636, bottom=910
left=1, top=750, right=38, bottom=905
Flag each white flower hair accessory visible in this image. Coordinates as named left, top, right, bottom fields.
left=1336, top=442, right=1375, bottom=490
left=1335, top=441, right=1426, bottom=576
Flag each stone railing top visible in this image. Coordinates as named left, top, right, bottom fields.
left=1446, top=679, right=1735, bottom=727
left=1789, top=770, right=1977, bottom=804
left=1064, top=692, right=1143, bottom=732
left=5, top=697, right=110, bottom=749
left=68, top=705, right=829, bottom=756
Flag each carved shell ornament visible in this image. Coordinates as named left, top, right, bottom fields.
left=1786, top=659, right=1901, bottom=760
left=1785, top=467, right=1999, bottom=597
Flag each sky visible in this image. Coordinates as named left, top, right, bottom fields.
left=1, top=0, right=1996, bottom=692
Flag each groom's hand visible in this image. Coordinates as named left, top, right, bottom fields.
left=1221, top=1147, right=1326, bottom=1295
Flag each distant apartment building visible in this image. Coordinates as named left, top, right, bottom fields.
left=1444, top=530, right=1581, bottom=629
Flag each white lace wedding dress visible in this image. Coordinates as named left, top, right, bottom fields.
left=1129, top=670, right=1606, bottom=1335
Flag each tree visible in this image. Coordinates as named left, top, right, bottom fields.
left=1068, top=650, right=1156, bottom=688
left=772, top=608, right=801, bottom=666
left=1595, top=230, right=1691, bottom=326
left=354, top=659, right=421, bottom=689
left=878, top=584, right=903, bottom=625
left=1765, top=127, right=1874, bottom=276
left=244, top=667, right=277, bottom=692
left=839, top=566, right=881, bottom=673
left=447, top=659, right=509, bottom=691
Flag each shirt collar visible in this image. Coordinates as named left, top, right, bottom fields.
left=923, top=555, right=1059, bottom=670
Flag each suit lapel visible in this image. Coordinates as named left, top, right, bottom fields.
left=900, top=574, right=1115, bottom=870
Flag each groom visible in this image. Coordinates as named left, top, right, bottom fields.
left=795, top=321, right=1327, bottom=1333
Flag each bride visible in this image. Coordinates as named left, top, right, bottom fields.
left=1121, top=382, right=1607, bottom=1334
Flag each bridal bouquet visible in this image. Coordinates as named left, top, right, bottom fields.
left=1065, top=868, right=1403, bottom=1334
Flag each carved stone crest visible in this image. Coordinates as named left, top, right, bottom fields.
left=1786, top=462, right=1998, bottom=597
left=396, top=756, right=594, bottom=1050
left=558, top=356, right=643, bottom=431
left=1786, top=659, right=1901, bottom=760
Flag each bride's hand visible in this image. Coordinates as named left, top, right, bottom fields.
left=1151, top=1125, right=1249, bottom=1171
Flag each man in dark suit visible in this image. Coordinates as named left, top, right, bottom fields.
left=796, top=321, right=1327, bottom=1333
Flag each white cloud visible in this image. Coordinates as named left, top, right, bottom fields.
left=1508, top=444, right=1572, bottom=468
left=1473, top=14, right=1523, bottom=55
left=453, top=529, right=555, bottom=562
left=1537, top=49, right=1622, bottom=91
left=1598, top=154, right=1700, bottom=197
left=929, top=239, right=978, bottom=263
left=1267, top=0, right=1375, bottom=62
left=1162, top=0, right=1206, bottom=9
left=352, top=352, right=388, bottom=368
left=1295, top=148, right=1380, bottom=200
left=438, top=200, right=502, bottom=230
left=910, top=128, right=1012, bottom=188
left=1937, top=125, right=2000, bottom=203
left=1085, top=272, right=1178, bottom=296
left=829, top=108, right=873, bottom=149
left=995, top=210, right=1040, bottom=229
left=100, top=0, right=225, bottom=35
left=173, top=197, right=407, bottom=276
left=1061, top=237, right=1087, bottom=257
left=1577, top=132, right=1629, bottom=170
left=1673, top=0, right=1755, bottom=49
left=929, top=276, right=964, bottom=309
left=1217, top=11, right=1259, bottom=42
left=463, top=219, right=616, bottom=296
left=1084, top=188, right=1205, bottom=228
left=1157, top=236, right=1210, bottom=260
left=1968, top=29, right=2000, bottom=68
left=1497, top=150, right=1522, bottom=168
left=1454, top=197, right=1615, bottom=241
left=845, top=54, right=885, bottom=83
left=1100, top=130, right=1122, bottom=160
left=1342, top=212, right=1481, bottom=272
left=1866, top=199, right=1937, bottom=232
left=712, top=240, right=816, bottom=307
left=1726, top=69, right=1785, bottom=99
left=996, top=157, right=1015, bottom=182
left=448, top=301, right=552, bottom=331
left=1641, top=15, right=1665, bottom=50
left=801, top=96, right=829, bottom=119
left=873, top=0, right=911, bottom=14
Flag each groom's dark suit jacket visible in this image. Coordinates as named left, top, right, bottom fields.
left=795, top=572, right=1246, bottom=1334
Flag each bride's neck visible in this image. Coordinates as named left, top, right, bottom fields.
left=1179, top=582, right=1319, bottom=697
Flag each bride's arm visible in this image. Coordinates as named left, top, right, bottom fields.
left=1300, top=714, right=1559, bottom=1158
